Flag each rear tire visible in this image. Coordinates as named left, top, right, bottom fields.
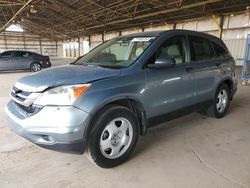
left=86, top=105, right=139, bottom=168
left=204, top=84, right=230, bottom=118
left=30, top=62, right=42, bottom=72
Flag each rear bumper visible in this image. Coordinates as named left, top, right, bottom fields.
left=5, top=101, right=90, bottom=153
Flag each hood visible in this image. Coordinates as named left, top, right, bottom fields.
left=15, top=65, right=121, bottom=92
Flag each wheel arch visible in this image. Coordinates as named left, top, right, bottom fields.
left=214, top=77, right=234, bottom=99
left=85, top=96, right=148, bottom=141
left=30, top=61, right=41, bottom=66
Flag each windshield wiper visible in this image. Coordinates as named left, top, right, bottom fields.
left=85, top=63, right=105, bottom=67
left=85, top=63, right=121, bottom=69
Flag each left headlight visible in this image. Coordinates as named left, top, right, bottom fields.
left=34, top=84, right=91, bottom=106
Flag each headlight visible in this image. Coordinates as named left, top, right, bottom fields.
left=34, top=84, right=91, bottom=106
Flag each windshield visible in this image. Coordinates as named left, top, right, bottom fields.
left=74, top=36, right=155, bottom=68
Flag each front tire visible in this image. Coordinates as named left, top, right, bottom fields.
left=205, top=84, right=230, bottom=118
left=87, top=105, right=139, bottom=168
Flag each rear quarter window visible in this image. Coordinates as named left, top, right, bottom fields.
left=211, top=41, right=230, bottom=58
left=188, top=35, right=214, bottom=61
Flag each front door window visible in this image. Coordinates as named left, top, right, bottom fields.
left=158, top=36, right=188, bottom=65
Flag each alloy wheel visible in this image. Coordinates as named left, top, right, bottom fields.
left=32, top=63, right=41, bottom=72
left=216, top=89, right=228, bottom=113
left=99, top=117, right=133, bottom=159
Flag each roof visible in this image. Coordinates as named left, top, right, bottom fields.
left=1, top=50, right=40, bottom=54
left=116, top=31, right=164, bottom=38
left=116, top=29, right=224, bottom=44
left=0, top=0, right=249, bottom=40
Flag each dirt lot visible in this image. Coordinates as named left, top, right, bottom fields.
left=0, top=65, right=250, bottom=188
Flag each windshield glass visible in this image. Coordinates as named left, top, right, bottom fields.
left=74, top=36, right=155, bottom=68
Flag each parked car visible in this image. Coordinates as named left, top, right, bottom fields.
left=5, top=30, right=237, bottom=168
left=0, top=50, right=51, bottom=72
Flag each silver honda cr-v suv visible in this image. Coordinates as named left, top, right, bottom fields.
left=5, top=30, right=237, bottom=168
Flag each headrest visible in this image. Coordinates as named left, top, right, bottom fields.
left=167, top=45, right=181, bottom=56
left=135, top=47, right=144, bottom=57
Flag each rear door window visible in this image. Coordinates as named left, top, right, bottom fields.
left=188, top=35, right=214, bottom=61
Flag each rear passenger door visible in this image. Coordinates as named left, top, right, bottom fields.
left=188, top=35, right=220, bottom=102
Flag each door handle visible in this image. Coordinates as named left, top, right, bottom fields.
left=184, top=66, right=193, bottom=72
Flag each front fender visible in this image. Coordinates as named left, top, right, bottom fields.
left=75, top=87, right=146, bottom=116
left=75, top=91, right=147, bottom=139
left=74, top=70, right=146, bottom=115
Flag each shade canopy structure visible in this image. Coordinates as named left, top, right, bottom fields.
left=0, top=0, right=249, bottom=40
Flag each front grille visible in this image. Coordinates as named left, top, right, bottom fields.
left=12, top=86, right=31, bottom=96
left=11, top=92, right=25, bottom=102
left=13, top=101, right=41, bottom=116
left=12, top=86, right=28, bottom=94
left=11, top=87, right=32, bottom=102
left=10, top=86, right=41, bottom=116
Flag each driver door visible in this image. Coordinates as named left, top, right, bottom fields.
left=144, top=35, right=196, bottom=118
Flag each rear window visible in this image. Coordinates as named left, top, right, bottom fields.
left=28, top=52, right=36, bottom=56
left=188, top=35, right=214, bottom=61
left=211, top=41, right=230, bottom=58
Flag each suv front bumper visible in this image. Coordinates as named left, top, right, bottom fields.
left=5, top=100, right=90, bottom=153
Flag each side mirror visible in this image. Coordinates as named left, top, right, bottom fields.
left=147, top=58, right=175, bottom=68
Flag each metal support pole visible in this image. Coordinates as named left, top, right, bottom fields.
left=69, top=39, right=72, bottom=57
left=173, top=23, right=177, bottom=30
left=219, top=16, right=224, bottom=39
left=78, top=37, right=80, bottom=56
left=102, top=33, right=104, bottom=42
left=212, top=15, right=223, bottom=39
left=88, top=35, right=91, bottom=49
left=39, top=38, right=42, bottom=54
left=3, top=32, right=7, bottom=50
left=23, top=32, right=26, bottom=50
left=56, top=41, right=58, bottom=57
